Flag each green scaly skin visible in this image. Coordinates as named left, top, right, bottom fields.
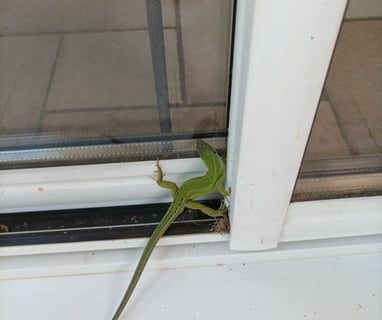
left=112, top=140, right=230, bottom=319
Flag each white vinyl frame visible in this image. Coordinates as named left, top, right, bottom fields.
left=1, top=0, right=382, bottom=254
left=226, top=0, right=353, bottom=250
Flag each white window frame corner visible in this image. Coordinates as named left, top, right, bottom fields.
left=225, top=0, right=375, bottom=251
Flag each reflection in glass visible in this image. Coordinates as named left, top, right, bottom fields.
left=296, top=18, right=382, bottom=201
left=0, top=0, right=233, bottom=168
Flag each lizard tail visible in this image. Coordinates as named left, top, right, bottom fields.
left=112, top=203, right=181, bottom=320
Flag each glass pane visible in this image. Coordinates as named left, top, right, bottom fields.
left=0, top=0, right=234, bottom=168
left=294, top=13, right=382, bottom=201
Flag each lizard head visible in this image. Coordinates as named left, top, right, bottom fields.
left=196, top=139, right=210, bottom=155
left=196, top=139, right=219, bottom=159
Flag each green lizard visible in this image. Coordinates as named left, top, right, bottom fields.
left=112, top=140, right=230, bottom=320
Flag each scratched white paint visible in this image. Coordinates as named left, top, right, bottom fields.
left=0, top=158, right=207, bottom=213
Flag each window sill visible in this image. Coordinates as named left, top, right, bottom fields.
left=0, top=235, right=381, bottom=319
left=1, top=194, right=381, bottom=259
left=1, top=193, right=381, bottom=280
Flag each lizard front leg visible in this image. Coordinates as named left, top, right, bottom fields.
left=155, top=159, right=178, bottom=196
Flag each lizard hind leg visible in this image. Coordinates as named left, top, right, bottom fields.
left=217, top=183, right=230, bottom=199
left=185, top=200, right=227, bottom=218
left=155, top=158, right=178, bottom=196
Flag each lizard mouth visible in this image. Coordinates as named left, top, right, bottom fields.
left=196, top=139, right=209, bottom=153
